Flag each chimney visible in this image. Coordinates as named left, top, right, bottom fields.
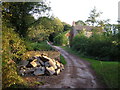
left=72, top=21, right=75, bottom=26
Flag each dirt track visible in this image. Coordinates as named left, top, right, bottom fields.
left=37, top=45, right=104, bottom=88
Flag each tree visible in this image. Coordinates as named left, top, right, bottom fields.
left=75, top=20, right=86, bottom=26
left=27, top=17, right=64, bottom=42
left=85, top=7, right=102, bottom=26
left=49, top=17, right=64, bottom=42
left=62, top=22, right=72, bottom=31
left=2, top=2, right=51, bottom=37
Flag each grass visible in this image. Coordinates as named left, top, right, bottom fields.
left=61, top=46, right=119, bottom=88
left=60, top=55, right=67, bottom=65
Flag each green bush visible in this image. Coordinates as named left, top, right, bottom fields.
left=71, top=34, right=89, bottom=54
left=54, top=31, right=69, bottom=46
left=25, top=41, right=53, bottom=51
left=71, top=32, right=120, bottom=61
left=27, top=25, right=51, bottom=42
left=2, top=25, right=26, bottom=88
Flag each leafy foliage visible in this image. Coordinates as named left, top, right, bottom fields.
left=25, top=41, right=53, bottom=51
left=2, top=2, right=51, bottom=37
left=71, top=32, right=120, bottom=61
left=85, top=7, right=109, bottom=27
left=27, top=24, right=51, bottom=42
left=2, top=25, right=26, bottom=88
left=54, top=31, right=69, bottom=46
left=27, top=17, right=64, bottom=42
left=62, top=22, right=72, bottom=31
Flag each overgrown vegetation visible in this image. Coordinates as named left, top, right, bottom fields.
left=71, top=32, right=120, bottom=61
left=62, top=46, right=119, bottom=88
left=25, top=41, right=53, bottom=51
left=2, top=25, right=27, bottom=88
left=27, top=17, right=64, bottom=42
left=54, top=31, right=69, bottom=46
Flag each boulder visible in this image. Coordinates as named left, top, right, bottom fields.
left=34, top=67, right=45, bottom=76
left=46, top=66, right=55, bottom=75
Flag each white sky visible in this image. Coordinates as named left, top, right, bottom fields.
left=50, top=0, right=120, bottom=25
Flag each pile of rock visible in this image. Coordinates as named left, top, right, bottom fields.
left=18, top=54, right=64, bottom=76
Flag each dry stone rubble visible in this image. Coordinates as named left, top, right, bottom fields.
left=18, top=54, right=64, bottom=76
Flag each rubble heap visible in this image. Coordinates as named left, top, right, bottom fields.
left=18, top=54, right=64, bottom=76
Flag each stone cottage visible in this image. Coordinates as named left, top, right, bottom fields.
left=69, top=21, right=94, bottom=46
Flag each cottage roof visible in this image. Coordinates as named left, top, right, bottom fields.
left=74, top=25, right=94, bottom=31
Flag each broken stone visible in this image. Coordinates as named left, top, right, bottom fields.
left=18, top=65, right=26, bottom=70
left=30, top=59, right=40, bottom=67
left=19, top=69, right=26, bottom=76
left=21, top=60, right=29, bottom=66
left=34, top=67, right=45, bottom=76
left=46, top=66, right=55, bottom=75
left=45, top=61, right=50, bottom=67
left=55, top=69, right=60, bottom=75
left=19, top=53, right=64, bottom=76
left=24, top=68, right=34, bottom=75
left=56, top=61, right=61, bottom=68
left=26, top=62, right=33, bottom=68
left=37, top=57, right=45, bottom=66
left=40, top=55, right=51, bottom=62
left=60, top=63, right=64, bottom=71
left=49, top=59, right=57, bottom=70
left=27, top=58, right=33, bottom=62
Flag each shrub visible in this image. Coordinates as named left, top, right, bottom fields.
left=25, top=41, right=53, bottom=51
left=71, top=32, right=119, bottom=61
left=71, top=34, right=89, bottom=54
left=2, top=25, right=26, bottom=88
left=27, top=25, right=52, bottom=42
left=54, top=31, right=69, bottom=46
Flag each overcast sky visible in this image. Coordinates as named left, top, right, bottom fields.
left=50, top=0, right=119, bottom=25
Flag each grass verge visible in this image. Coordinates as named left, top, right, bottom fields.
left=60, top=55, right=67, bottom=65
left=61, top=46, right=119, bottom=88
